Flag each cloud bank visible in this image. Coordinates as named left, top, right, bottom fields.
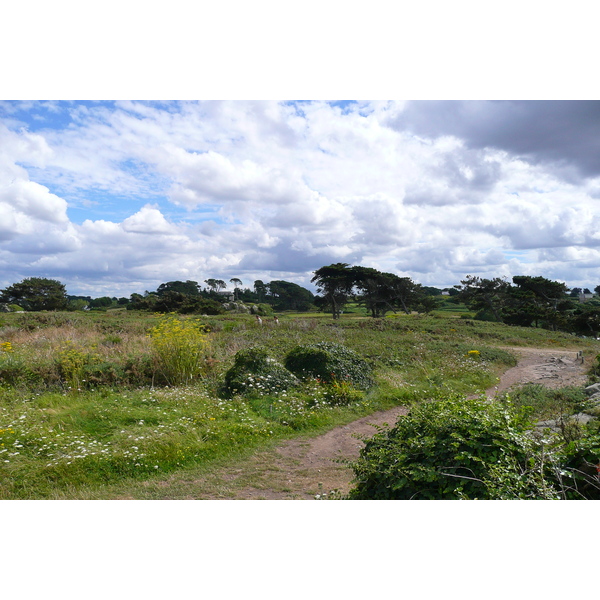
left=2, top=100, right=600, bottom=297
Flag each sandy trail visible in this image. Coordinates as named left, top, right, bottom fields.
left=190, top=346, right=590, bottom=499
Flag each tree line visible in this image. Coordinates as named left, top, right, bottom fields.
left=456, top=275, right=600, bottom=336
left=3, top=269, right=600, bottom=335
left=0, top=277, right=316, bottom=315
left=311, top=263, right=443, bottom=318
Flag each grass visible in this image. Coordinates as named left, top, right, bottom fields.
left=1, top=309, right=599, bottom=499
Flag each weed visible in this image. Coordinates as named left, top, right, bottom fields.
left=149, top=315, right=210, bottom=385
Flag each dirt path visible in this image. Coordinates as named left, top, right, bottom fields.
left=190, top=347, right=590, bottom=500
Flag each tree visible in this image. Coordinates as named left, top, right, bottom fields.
left=204, top=279, right=226, bottom=293
left=253, top=280, right=267, bottom=303
left=311, top=263, right=355, bottom=319
left=266, top=280, right=314, bottom=311
left=0, top=277, right=68, bottom=311
left=230, top=278, right=243, bottom=301
left=157, top=280, right=201, bottom=297
left=351, top=266, right=391, bottom=318
left=511, top=275, right=570, bottom=330
left=352, top=266, right=431, bottom=317
left=456, top=276, right=512, bottom=322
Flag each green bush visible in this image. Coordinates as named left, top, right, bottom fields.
left=348, top=395, right=561, bottom=500
left=554, top=431, right=600, bottom=499
left=148, top=315, right=210, bottom=386
left=223, top=347, right=299, bottom=397
left=284, top=342, right=374, bottom=389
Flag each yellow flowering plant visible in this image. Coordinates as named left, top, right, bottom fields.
left=57, top=341, right=99, bottom=392
left=148, top=315, right=210, bottom=386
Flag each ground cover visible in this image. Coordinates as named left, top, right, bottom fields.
left=1, top=309, right=599, bottom=499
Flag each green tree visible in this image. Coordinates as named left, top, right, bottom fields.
left=456, top=276, right=512, bottom=322
left=266, top=280, right=314, bottom=311
left=156, top=280, right=201, bottom=297
left=0, top=277, right=68, bottom=311
left=88, top=296, right=114, bottom=308
left=510, top=275, right=570, bottom=330
left=311, top=263, right=355, bottom=319
left=253, top=280, right=267, bottom=303
left=204, top=279, right=226, bottom=293
left=230, top=278, right=243, bottom=301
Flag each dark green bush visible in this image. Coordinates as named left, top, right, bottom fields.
left=348, top=395, right=562, bottom=500
left=222, top=347, right=299, bottom=397
left=554, top=431, right=600, bottom=499
left=284, top=342, right=374, bottom=389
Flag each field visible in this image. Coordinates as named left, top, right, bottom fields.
left=1, top=307, right=599, bottom=499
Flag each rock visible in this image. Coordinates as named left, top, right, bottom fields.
left=569, top=413, right=596, bottom=425
left=535, top=419, right=560, bottom=430
left=585, top=383, right=600, bottom=395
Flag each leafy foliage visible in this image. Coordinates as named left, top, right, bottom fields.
left=149, top=316, right=210, bottom=385
left=456, top=274, right=577, bottom=332
left=348, top=395, right=562, bottom=500
left=223, top=347, right=299, bottom=397
left=284, top=342, right=374, bottom=389
left=267, top=280, right=314, bottom=311
left=311, top=263, right=355, bottom=319
left=0, top=277, right=68, bottom=311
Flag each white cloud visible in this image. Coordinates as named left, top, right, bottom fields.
left=3, top=100, right=600, bottom=296
left=121, top=205, right=178, bottom=235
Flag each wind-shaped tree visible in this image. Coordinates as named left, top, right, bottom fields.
left=311, top=263, right=355, bottom=319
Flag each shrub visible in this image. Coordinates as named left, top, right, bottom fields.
left=284, top=342, right=374, bottom=390
left=554, top=431, right=600, bottom=499
left=148, top=316, right=210, bottom=386
left=222, top=347, right=299, bottom=397
left=348, top=395, right=561, bottom=500
left=57, top=341, right=96, bottom=391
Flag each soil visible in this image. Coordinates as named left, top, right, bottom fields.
left=188, top=347, right=591, bottom=500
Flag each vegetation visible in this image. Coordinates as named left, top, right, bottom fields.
left=0, top=277, right=68, bottom=311
left=284, top=342, right=374, bottom=390
left=3, top=263, right=600, bottom=499
left=222, top=347, right=300, bottom=397
left=456, top=274, right=600, bottom=334
left=348, top=391, right=600, bottom=500
left=0, top=305, right=598, bottom=500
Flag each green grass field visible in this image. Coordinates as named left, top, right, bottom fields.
left=1, top=308, right=598, bottom=499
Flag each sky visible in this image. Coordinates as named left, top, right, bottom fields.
left=2, top=2, right=599, bottom=301
left=2, top=99, right=600, bottom=298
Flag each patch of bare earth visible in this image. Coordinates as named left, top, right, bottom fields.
left=144, top=347, right=590, bottom=500
left=486, top=347, right=588, bottom=394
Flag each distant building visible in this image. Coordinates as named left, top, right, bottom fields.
left=215, top=290, right=235, bottom=301
left=579, top=292, right=595, bottom=302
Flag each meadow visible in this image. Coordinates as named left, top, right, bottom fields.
left=1, top=307, right=599, bottom=499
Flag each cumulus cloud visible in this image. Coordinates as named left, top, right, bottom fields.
left=387, top=101, right=600, bottom=180
left=2, top=100, right=600, bottom=296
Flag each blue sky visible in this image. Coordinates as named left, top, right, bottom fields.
left=3, top=99, right=600, bottom=298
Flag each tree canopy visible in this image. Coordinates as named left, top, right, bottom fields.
left=311, top=263, right=355, bottom=319
left=312, top=263, right=434, bottom=318
left=0, top=277, right=68, bottom=311
left=456, top=275, right=574, bottom=330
